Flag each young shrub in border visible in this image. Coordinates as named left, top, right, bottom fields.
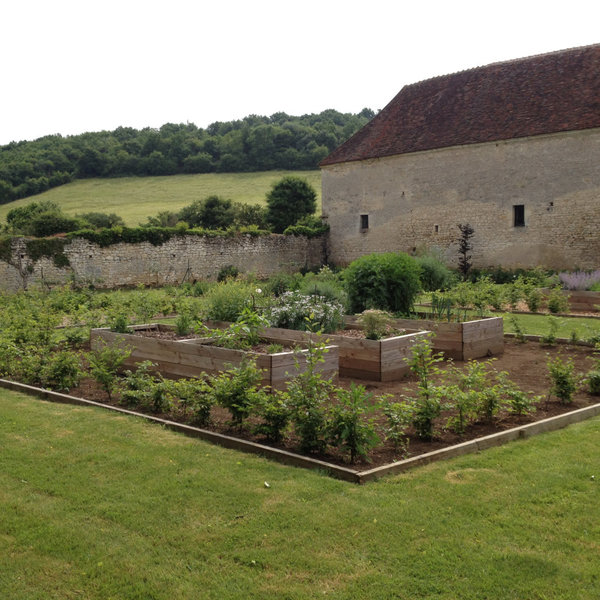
left=344, top=252, right=422, bottom=315
left=547, top=355, right=580, bottom=405
left=208, top=358, right=266, bottom=430
left=328, top=383, right=379, bottom=464
left=87, top=341, right=131, bottom=401
left=287, top=336, right=334, bottom=454
left=405, top=336, right=444, bottom=440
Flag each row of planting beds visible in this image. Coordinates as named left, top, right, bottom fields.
left=90, top=316, right=504, bottom=386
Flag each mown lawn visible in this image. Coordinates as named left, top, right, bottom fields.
left=1, top=388, right=599, bottom=599
left=0, top=170, right=322, bottom=226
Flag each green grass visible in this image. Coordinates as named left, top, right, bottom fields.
left=500, top=311, right=600, bottom=340
left=0, top=170, right=322, bottom=226
left=2, top=388, right=599, bottom=599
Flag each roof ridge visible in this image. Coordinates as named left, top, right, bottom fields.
left=401, top=42, right=600, bottom=91
left=321, top=43, right=600, bottom=167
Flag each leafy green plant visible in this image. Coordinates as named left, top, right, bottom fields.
left=174, top=312, right=193, bottom=336
left=547, top=355, right=579, bottom=404
left=287, top=336, right=334, bottom=454
left=504, top=385, right=538, bottom=416
left=252, top=393, right=290, bottom=443
left=405, top=336, right=444, bottom=440
left=41, top=349, right=83, bottom=392
left=168, top=377, right=214, bottom=426
left=203, top=279, right=255, bottom=322
left=109, top=311, right=129, bottom=333
left=509, top=315, right=527, bottom=343
left=381, top=399, right=414, bottom=455
left=540, top=316, right=560, bottom=346
left=547, top=286, right=570, bottom=314
left=120, top=361, right=171, bottom=414
left=588, top=370, right=600, bottom=395
left=217, top=264, right=239, bottom=282
left=201, top=309, right=269, bottom=350
left=208, top=358, right=265, bottom=429
left=523, top=284, right=543, bottom=313
left=87, top=341, right=131, bottom=400
left=328, top=383, right=379, bottom=464
left=266, top=343, right=284, bottom=354
left=357, top=309, right=394, bottom=340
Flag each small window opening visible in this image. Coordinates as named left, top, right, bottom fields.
left=434, top=225, right=439, bottom=233
left=513, top=204, right=525, bottom=227
left=360, top=214, right=369, bottom=230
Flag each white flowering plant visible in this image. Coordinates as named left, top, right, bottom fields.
left=265, top=291, right=344, bottom=333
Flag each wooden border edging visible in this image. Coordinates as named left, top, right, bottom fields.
left=2, top=378, right=599, bottom=485
left=0, top=378, right=360, bottom=483
left=504, top=333, right=596, bottom=347
left=356, top=402, right=600, bottom=483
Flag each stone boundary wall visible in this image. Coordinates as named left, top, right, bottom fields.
left=0, top=234, right=326, bottom=291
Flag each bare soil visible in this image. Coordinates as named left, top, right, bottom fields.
left=62, top=338, right=600, bottom=470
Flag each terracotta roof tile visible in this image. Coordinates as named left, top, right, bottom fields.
left=320, top=44, right=600, bottom=166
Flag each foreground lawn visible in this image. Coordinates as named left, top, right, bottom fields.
left=1, top=389, right=599, bottom=599
left=0, top=170, right=322, bottom=226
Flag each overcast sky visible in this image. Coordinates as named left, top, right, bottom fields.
left=1, top=0, right=599, bottom=145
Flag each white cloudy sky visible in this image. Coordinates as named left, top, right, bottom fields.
left=1, top=0, right=599, bottom=144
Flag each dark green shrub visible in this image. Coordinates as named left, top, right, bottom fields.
left=266, top=176, right=317, bottom=233
left=217, top=265, right=239, bottom=282
left=415, top=254, right=456, bottom=291
left=345, top=252, right=421, bottom=315
left=42, top=349, right=83, bottom=392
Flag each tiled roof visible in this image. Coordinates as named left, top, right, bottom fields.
left=320, top=44, right=600, bottom=166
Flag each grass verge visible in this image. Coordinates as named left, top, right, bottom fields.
left=1, top=388, right=599, bottom=599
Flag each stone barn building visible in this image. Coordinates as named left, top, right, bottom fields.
left=320, top=44, right=600, bottom=270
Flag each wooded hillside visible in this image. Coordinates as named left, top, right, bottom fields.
left=0, top=109, right=374, bottom=205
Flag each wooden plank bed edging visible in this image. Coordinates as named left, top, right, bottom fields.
left=2, top=378, right=599, bottom=484
left=345, top=315, right=504, bottom=361
left=90, top=325, right=339, bottom=391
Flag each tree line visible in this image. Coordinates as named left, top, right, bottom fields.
left=0, top=109, right=374, bottom=205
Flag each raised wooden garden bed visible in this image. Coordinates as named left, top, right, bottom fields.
left=345, top=315, right=504, bottom=361
left=247, top=325, right=430, bottom=381
left=90, top=324, right=339, bottom=391
left=549, top=290, right=600, bottom=312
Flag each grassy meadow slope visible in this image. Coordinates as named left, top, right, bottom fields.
left=0, top=170, right=322, bottom=226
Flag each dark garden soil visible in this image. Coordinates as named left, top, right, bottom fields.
left=55, top=338, right=600, bottom=470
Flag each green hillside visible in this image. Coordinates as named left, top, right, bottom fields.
left=0, top=170, right=321, bottom=227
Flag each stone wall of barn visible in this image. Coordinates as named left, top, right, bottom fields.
left=321, top=128, right=600, bottom=269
